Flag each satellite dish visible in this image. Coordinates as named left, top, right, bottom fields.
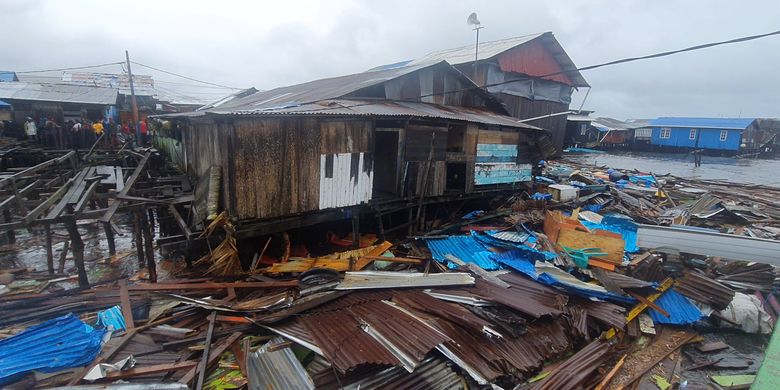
left=467, top=12, right=480, bottom=26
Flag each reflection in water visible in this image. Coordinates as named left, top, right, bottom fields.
left=564, top=152, right=780, bottom=187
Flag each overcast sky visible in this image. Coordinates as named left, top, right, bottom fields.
left=2, top=0, right=779, bottom=119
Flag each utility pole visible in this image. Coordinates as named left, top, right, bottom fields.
left=125, top=50, right=140, bottom=144
left=467, top=13, right=484, bottom=82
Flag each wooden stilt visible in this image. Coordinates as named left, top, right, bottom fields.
left=45, top=225, right=54, bottom=274
left=58, top=240, right=70, bottom=273
left=141, top=211, right=157, bottom=283
left=133, top=211, right=145, bottom=267
left=376, top=213, right=386, bottom=242
left=103, top=221, right=116, bottom=256
left=4, top=210, right=15, bottom=243
left=63, top=216, right=88, bottom=287
left=351, top=210, right=360, bottom=249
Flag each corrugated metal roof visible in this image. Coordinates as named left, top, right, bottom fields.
left=425, top=235, right=500, bottom=270
left=248, top=336, right=315, bottom=390
left=578, top=300, right=627, bottom=329
left=350, top=300, right=451, bottom=372
left=0, top=314, right=107, bottom=384
left=169, top=98, right=540, bottom=130
left=648, top=288, right=703, bottom=325
left=0, top=81, right=118, bottom=105
left=392, top=290, right=496, bottom=336
left=675, top=271, right=735, bottom=310
left=649, top=117, right=756, bottom=130
left=0, top=99, right=9, bottom=108
left=591, top=117, right=641, bottom=132
left=207, top=61, right=438, bottom=112
left=530, top=339, right=610, bottom=390
left=301, top=309, right=401, bottom=373
left=405, top=32, right=588, bottom=87
left=408, top=34, right=543, bottom=67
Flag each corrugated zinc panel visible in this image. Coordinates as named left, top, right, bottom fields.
left=650, top=117, right=755, bottom=130
left=424, top=235, right=499, bottom=270
left=248, top=337, right=315, bottom=390
left=318, top=152, right=373, bottom=209
left=648, top=288, right=703, bottom=325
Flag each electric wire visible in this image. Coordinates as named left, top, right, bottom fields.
left=130, top=61, right=243, bottom=90
left=14, top=61, right=124, bottom=74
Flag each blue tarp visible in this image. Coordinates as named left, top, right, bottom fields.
left=648, top=288, right=703, bottom=325
left=0, top=100, right=10, bottom=108
left=425, top=235, right=499, bottom=270
left=581, top=215, right=639, bottom=253
left=0, top=314, right=106, bottom=384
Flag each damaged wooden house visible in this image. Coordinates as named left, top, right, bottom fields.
left=371, top=32, right=590, bottom=155
left=158, top=61, right=553, bottom=239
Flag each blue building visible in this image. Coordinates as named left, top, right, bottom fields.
left=649, top=117, right=757, bottom=152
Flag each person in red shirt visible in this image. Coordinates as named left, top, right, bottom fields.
left=140, top=119, right=149, bottom=146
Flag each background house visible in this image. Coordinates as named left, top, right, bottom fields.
left=371, top=32, right=589, bottom=155
left=649, top=117, right=757, bottom=153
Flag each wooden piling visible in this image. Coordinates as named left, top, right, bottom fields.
left=103, top=221, right=116, bottom=256
left=58, top=240, right=70, bottom=273
left=63, top=216, right=88, bottom=287
left=140, top=211, right=157, bottom=283
left=133, top=211, right=146, bottom=267
left=351, top=210, right=360, bottom=249
left=45, top=225, right=54, bottom=274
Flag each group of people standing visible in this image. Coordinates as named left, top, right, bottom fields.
left=21, top=116, right=152, bottom=149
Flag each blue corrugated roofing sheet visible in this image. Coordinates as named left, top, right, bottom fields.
left=0, top=99, right=9, bottom=108
left=649, top=117, right=755, bottom=130
left=0, top=314, right=106, bottom=384
left=424, top=235, right=499, bottom=270
left=648, top=288, right=703, bottom=325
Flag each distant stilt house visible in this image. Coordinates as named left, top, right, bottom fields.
left=649, top=117, right=759, bottom=154
left=158, top=61, right=553, bottom=237
left=371, top=32, right=589, bottom=156
left=565, top=115, right=640, bottom=149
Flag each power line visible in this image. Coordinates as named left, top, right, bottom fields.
left=14, top=61, right=124, bottom=74
left=416, top=28, right=780, bottom=100
left=130, top=61, right=243, bottom=90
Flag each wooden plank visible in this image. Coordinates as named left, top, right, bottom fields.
left=46, top=168, right=90, bottom=219
left=0, top=179, right=42, bottom=213
left=103, top=361, right=197, bottom=380
left=74, top=180, right=100, bottom=213
left=125, top=281, right=299, bottom=291
left=195, top=312, right=217, bottom=390
left=99, top=151, right=151, bottom=223
left=25, top=178, right=75, bottom=224
left=0, top=152, right=73, bottom=191
left=115, top=166, right=124, bottom=192
left=179, top=331, right=243, bottom=385
left=118, top=279, right=135, bottom=330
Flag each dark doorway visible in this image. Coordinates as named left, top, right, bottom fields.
left=373, top=130, right=400, bottom=197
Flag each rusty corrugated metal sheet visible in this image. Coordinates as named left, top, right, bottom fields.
left=391, top=290, right=495, bottom=336
left=675, top=270, right=735, bottom=310
left=301, top=310, right=401, bottom=373
left=349, top=300, right=451, bottom=371
left=307, top=290, right=393, bottom=314
left=432, top=317, right=571, bottom=383
left=531, top=339, right=611, bottom=390
left=262, top=319, right=322, bottom=355
left=578, top=300, right=627, bottom=330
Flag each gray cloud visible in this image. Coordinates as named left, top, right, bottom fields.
left=1, top=0, right=779, bottom=118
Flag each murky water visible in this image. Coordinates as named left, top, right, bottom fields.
left=564, top=151, right=780, bottom=187
left=0, top=213, right=147, bottom=287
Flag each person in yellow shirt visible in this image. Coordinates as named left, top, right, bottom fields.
left=92, top=121, right=104, bottom=135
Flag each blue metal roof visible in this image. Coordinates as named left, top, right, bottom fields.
left=0, top=99, right=9, bottom=108
left=648, top=288, right=703, bottom=325
left=0, top=314, right=106, bottom=384
left=649, top=117, right=755, bottom=130
left=424, top=235, right=499, bottom=270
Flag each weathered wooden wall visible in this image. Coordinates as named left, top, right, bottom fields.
left=474, top=129, right=532, bottom=186
left=184, top=117, right=374, bottom=221
left=495, top=93, right=569, bottom=155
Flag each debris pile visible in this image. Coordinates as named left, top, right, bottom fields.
left=0, top=154, right=778, bottom=389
